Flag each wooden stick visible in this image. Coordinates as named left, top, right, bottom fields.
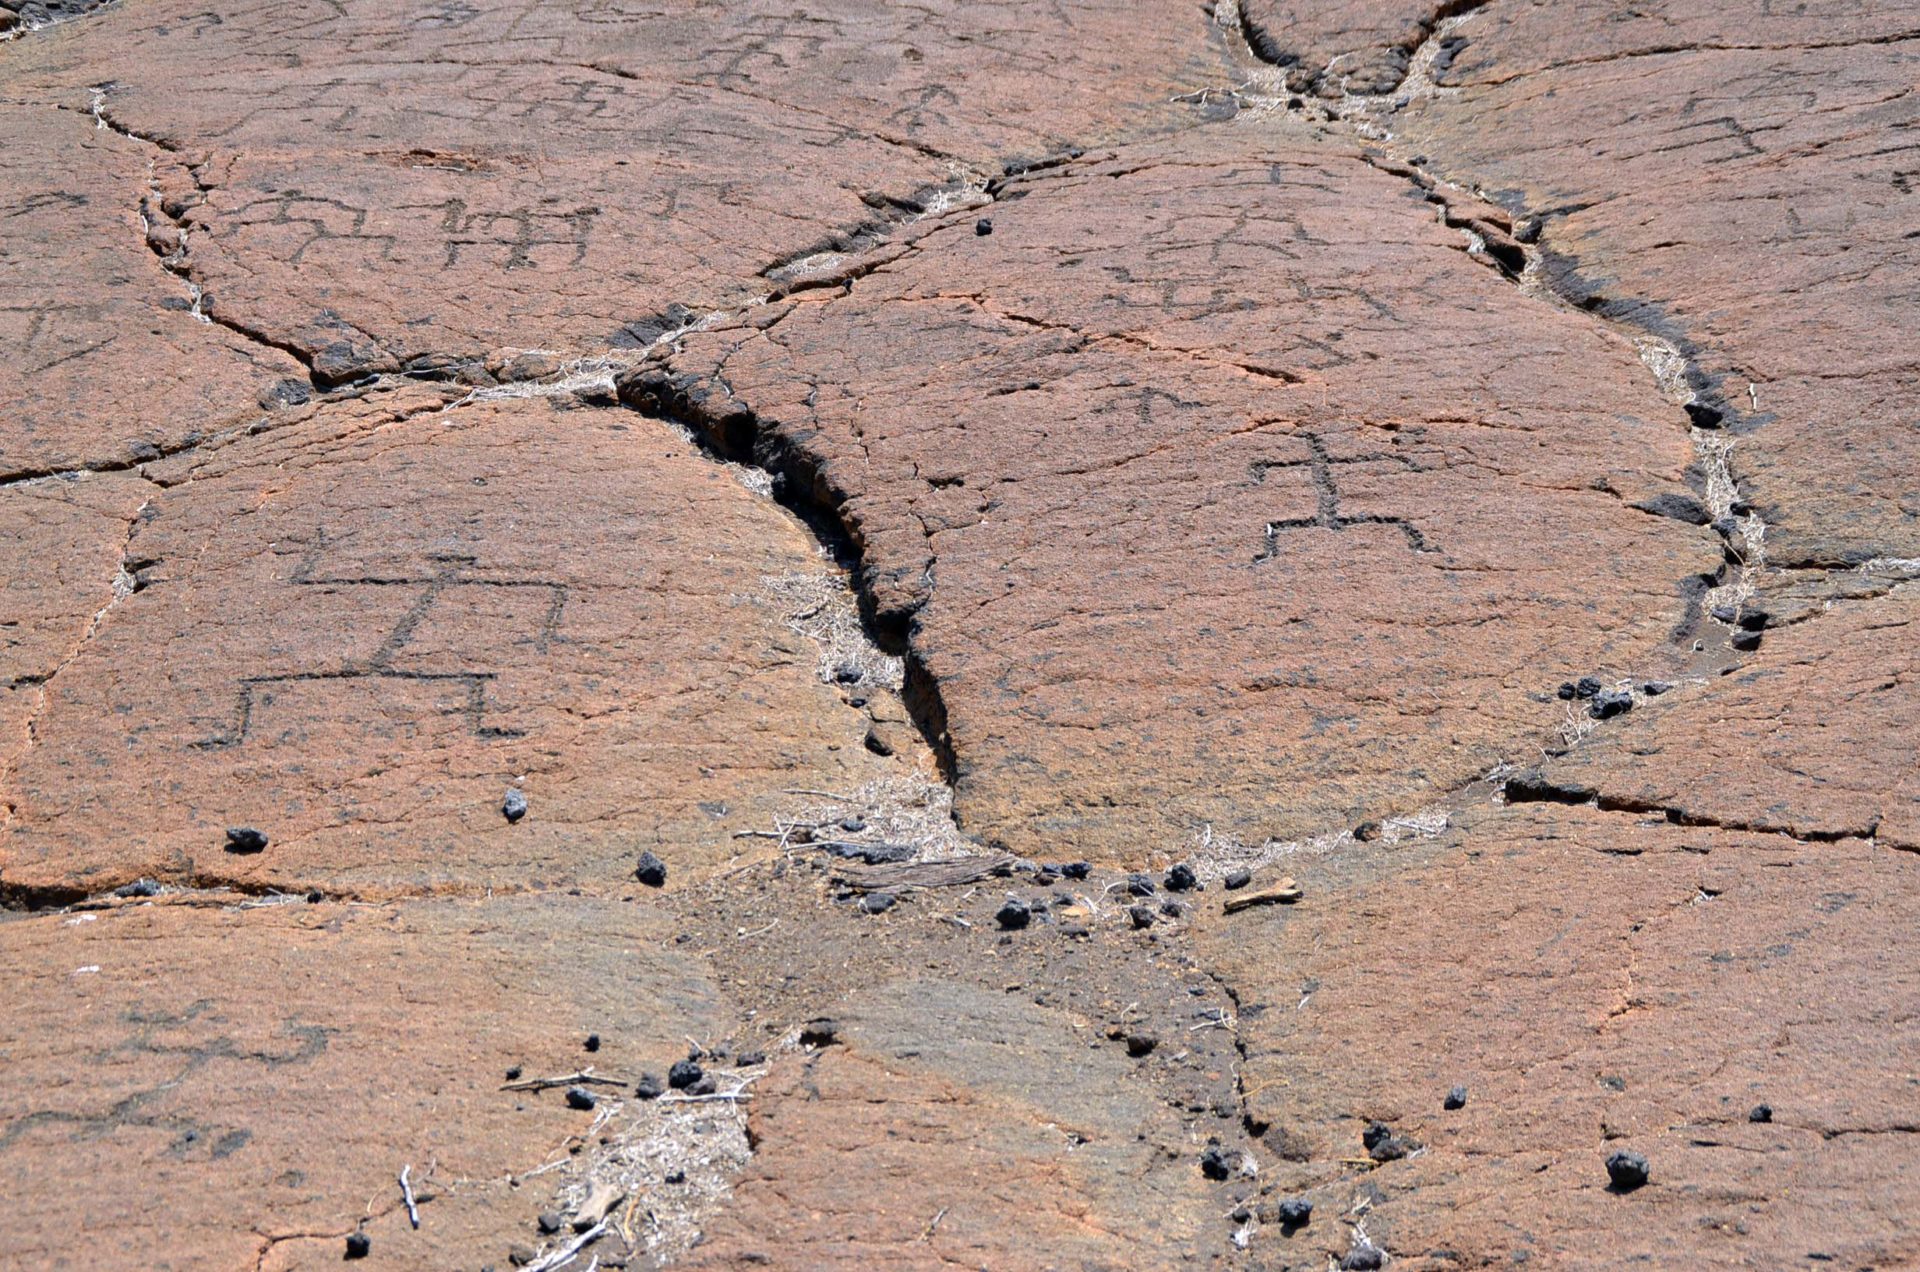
left=399, top=1164, right=420, bottom=1229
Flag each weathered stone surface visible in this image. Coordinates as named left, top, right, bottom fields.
left=4, top=0, right=1224, bottom=385
left=653, top=127, right=1719, bottom=856
left=1237, top=0, right=1459, bottom=96
left=0, top=392, right=912, bottom=898
left=687, top=977, right=1212, bottom=1268
left=1384, top=2, right=1920, bottom=563
left=1535, top=589, right=1919, bottom=850
left=0, top=472, right=149, bottom=778
left=1206, top=800, right=1920, bottom=1268
left=0, top=105, right=306, bottom=476
left=0, top=892, right=730, bottom=1269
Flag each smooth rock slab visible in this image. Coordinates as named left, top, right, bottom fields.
left=0, top=892, right=730, bottom=1270
left=659, top=128, right=1719, bottom=856
left=686, top=977, right=1212, bottom=1269
left=0, top=392, right=910, bottom=897
left=1204, top=800, right=1920, bottom=1268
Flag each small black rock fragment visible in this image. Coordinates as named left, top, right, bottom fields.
left=505, top=1065, right=523, bottom=1080
left=1574, top=676, right=1603, bottom=699
left=800, top=1019, right=840, bottom=1047
left=690, top=1073, right=717, bottom=1096
left=996, top=897, right=1031, bottom=930
left=584, top=1034, right=601, bottom=1053
left=634, top=850, right=667, bottom=888
left=1444, top=1084, right=1468, bottom=1110
left=115, top=878, right=161, bottom=898
left=344, top=1231, right=371, bottom=1260
left=1606, top=1149, right=1650, bottom=1190
left=1642, top=681, right=1672, bottom=696
left=1341, top=1248, right=1384, bottom=1271
left=1061, top=861, right=1092, bottom=880
left=664, top=1168, right=686, bottom=1184
left=1128, top=904, right=1156, bottom=930
left=1199, top=1143, right=1234, bottom=1180
left=1277, top=1197, right=1312, bottom=1229
left=1159, top=899, right=1184, bottom=917
left=1684, top=400, right=1724, bottom=429
left=1353, top=820, right=1382, bottom=842
left=564, top=1085, right=597, bottom=1111
left=224, top=827, right=268, bottom=854
left=537, top=1212, right=564, bottom=1234
left=974, top=217, right=993, bottom=236
left=1363, top=1120, right=1415, bottom=1162
left=1125, top=1032, right=1159, bottom=1057
left=1164, top=863, right=1198, bottom=891
left=668, top=1059, right=703, bottom=1090
left=1588, top=689, right=1633, bottom=720
left=1731, top=629, right=1764, bottom=651
left=305, top=890, right=323, bottom=904
left=1031, top=867, right=1058, bottom=885
left=1557, top=682, right=1577, bottom=700
left=502, top=788, right=528, bottom=823
left=736, top=1051, right=766, bottom=1067
left=832, top=664, right=862, bottom=684
left=1126, top=873, right=1156, bottom=897
left=1224, top=868, right=1252, bottom=890
left=635, top=1073, right=664, bottom=1100
left=1750, top=1104, right=1773, bottom=1123
left=859, top=891, right=897, bottom=914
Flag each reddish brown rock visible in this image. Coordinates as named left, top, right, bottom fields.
left=3, top=0, right=1226, bottom=385
left=1205, top=800, right=1920, bottom=1268
left=651, top=128, right=1720, bottom=856
left=0, top=472, right=150, bottom=782
left=1533, top=588, right=1919, bottom=851
left=1382, top=2, right=1920, bottom=564
left=0, top=391, right=916, bottom=899
left=687, top=977, right=1212, bottom=1268
left=0, top=104, right=306, bottom=477
left=0, top=892, right=730, bottom=1269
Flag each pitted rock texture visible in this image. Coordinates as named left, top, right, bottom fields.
left=651, top=128, right=1720, bottom=856
left=0, top=893, right=730, bottom=1269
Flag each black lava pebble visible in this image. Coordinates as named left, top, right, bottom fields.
left=1588, top=689, right=1633, bottom=720
left=1061, top=861, right=1092, bottom=880
left=800, top=1018, right=840, bottom=1046
left=1574, top=676, right=1603, bottom=699
left=1128, top=904, right=1156, bottom=930
left=1341, top=1248, right=1384, bottom=1271
left=634, top=850, right=667, bottom=888
left=564, top=1085, right=597, bottom=1111
left=1277, top=1197, right=1312, bottom=1229
left=115, top=878, right=161, bottom=898
left=224, top=826, right=268, bottom=854
left=668, top=1059, right=703, bottom=1090
left=1557, top=682, right=1578, bottom=700
left=502, top=788, right=528, bottom=823
left=344, top=1231, right=371, bottom=1260
left=1749, top=1104, right=1773, bottom=1123
left=1126, top=873, right=1156, bottom=897
left=1199, top=1143, right=1235, bottom=1180
left=584, top=1034, right=601, bottom=1053
left=1164, top=863, right=1198, bottom=891
left=975, top=217, right=993, bottom=236
left=537, top=1212, right=564, bottom=1234
left=635, top=1073, right=664, bottom=1100
left=505, top=1065, right=523, bottom=1081
left=664, top=1168, right=686, bottom=1184
left=736, top=1051, right=766, bottom=1067
left=996, top=897, right=1032, bottom=929
left=1125, top=1032, right=1159, bottom=1057
left=1606, top=1149, right=1650, bottom=1191
left=1444, top=1084, right=1469, bottom=1110
left=860, top=891, right=897, bottom=915
left=1224, top=868, right=1252, bottom=890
